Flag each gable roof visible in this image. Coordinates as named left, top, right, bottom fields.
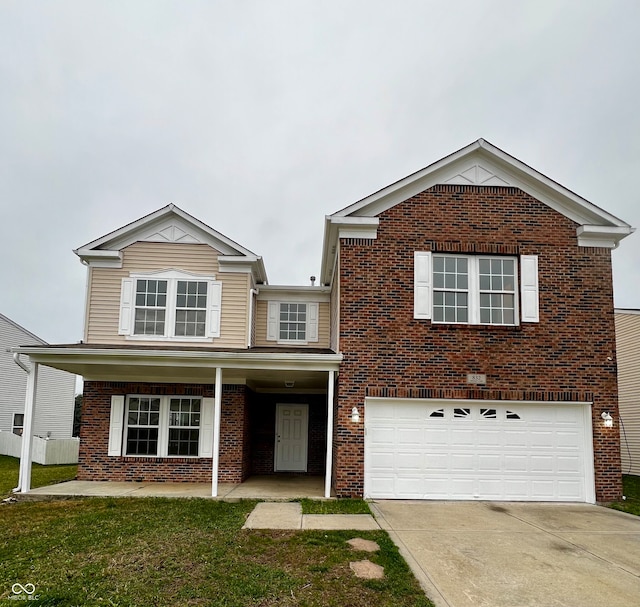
left=0, top=312, right=47, bottom=345
left=321, top=139, right=634, bottom=284
left=74, top=204, right=268, bottom=283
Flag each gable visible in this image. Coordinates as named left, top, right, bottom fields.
left=75, top=204, right=267, bottom=283
left=321, top=139, right=634, bottom=285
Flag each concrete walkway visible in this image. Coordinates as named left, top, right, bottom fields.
left=243, top=502, right=380, bottom=530
left=26, top=475, right=328, bottom=499
left=371, top=501, right=640, bottom=607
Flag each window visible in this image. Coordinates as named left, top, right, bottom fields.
left=175, top=281, right=207, bottom=337
left=12, top=413, right=24, bottom=436
left=414, top=252, right=539, bottom=325
left=126, top=397, right=160, bottom=455
left=266, top=301, right=319, bottom=343
left=124, top=396, right=203, bottom=457
left=279, top=303, right=307, bottom=341
left=119, top=271, right=222, bottom=340
left=168, top=398, right=201, bottom=456
left=134, top=280, right=167, bottom=336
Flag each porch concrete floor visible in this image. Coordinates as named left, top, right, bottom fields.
left=25, top=475, right=332, bottom=500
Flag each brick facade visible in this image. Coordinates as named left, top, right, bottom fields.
left=79, top=381, right=251, bottom=483
left=334, top=185, right=622, bottom=501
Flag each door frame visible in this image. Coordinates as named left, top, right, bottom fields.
left=274, top=403, right=309, bottom=472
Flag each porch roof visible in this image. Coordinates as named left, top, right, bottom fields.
left=13, top=343, right=342, bottom=390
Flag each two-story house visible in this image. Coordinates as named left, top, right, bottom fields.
left=15, top=139, right=634, bottom=503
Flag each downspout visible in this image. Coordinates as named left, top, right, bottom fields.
left=13, top=351, right=29, bottom=373
left=247, top=288, right=259, bottom=348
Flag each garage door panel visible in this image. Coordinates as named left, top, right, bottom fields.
left=450, top=454, right=475, bottom=471
left=425, top=428, right=449, bottom=445
left=503, top=430, right=528, bottom=447
left=504, top=455, right=528, bottom=472
left=557, top=456, right=581, bottom=473
left=397, top=427, right=423, bottom=445
left=368, top=426, right=396, bottom=444
left=478, top=454, right=502, bottom=472
left=530, top=455, right=555, bottom=472
left=450, top=428, right=475, bottom=446
left=476, top=429, right=502, bottom=446
left=424, top=454, right=450, bottom=470
left=503, top=480, right=530, bottom=498
left=396, top=452, right=423, bottom=470
left=365, top=400, right=592, bottom=502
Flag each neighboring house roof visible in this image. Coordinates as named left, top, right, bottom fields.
left=74, top=203, right=268, bottom=284
left=0, top=312, right=47, bottom=345
left=321, top=139, right=635, bottom=285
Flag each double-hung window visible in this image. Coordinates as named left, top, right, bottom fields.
left=279, top=303, right=307, bottom=341
left=415, top=252, right=539, bottom=325
left=168, top=398, right=201, bottom=456
left=122, top=396, right=206, bottom=457
left=266, top=301, right=319, bottom=344
left=119, top=270, right=222, bottom=340
left=126, top=397, right=161, bottom=455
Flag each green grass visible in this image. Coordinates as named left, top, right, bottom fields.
left=0, top=498, right=433, bottom=606
left=610, top=474, right=640, bottom=516
left=299, top=498, right=372, bottom=515
left=0, top=455, right=77, bottom=498
left=0, top=457, right=432, bottom=606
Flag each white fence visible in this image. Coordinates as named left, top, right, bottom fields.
left=0, top=431, right=79, bottom=465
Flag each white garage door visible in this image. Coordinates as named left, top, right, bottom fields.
left=364, top=399, right=594, bottom=502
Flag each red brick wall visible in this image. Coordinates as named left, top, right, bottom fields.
left=78, top=381, right=250, bottom=483
left=335, top=185, right=621, bottom=501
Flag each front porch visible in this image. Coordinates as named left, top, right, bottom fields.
left=12, top=344, right=342, bottom=498
left=27, top=474, right=332, bottom=499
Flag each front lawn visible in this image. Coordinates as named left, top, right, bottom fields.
left=0, top=497, right=432, bottom=606
left=0, top=455, right=77, bottom=498
left=610, top=474, right=640, bottom=516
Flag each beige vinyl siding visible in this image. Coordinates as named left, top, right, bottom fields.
left=615, top=311, right=640, bottom=476
left=254, top=301, right=330, bottom=348
left=86, top=241, right=249, bottom=348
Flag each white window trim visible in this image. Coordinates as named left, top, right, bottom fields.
left=266, top=301, right=319, bottom=344
left=12, top=413, right=24, bottom=436
left=415, top=252, right=539, bottom=325
left=118, top=269, right=222, bottom=341
left=119, top=395, right=213, bottom=458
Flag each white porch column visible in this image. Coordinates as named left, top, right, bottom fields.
left=324, top=370, right=335, bottom=498
left=211, top=367, right=223, bottom=497
left=17, top=360, right=39, bottom=494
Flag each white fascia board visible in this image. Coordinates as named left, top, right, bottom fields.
left=14, top=346, right=342, bottom=373
left=257, top=285, right=331, bottom=303
left=217, top=255, right=268, bottom=284
left=74, top=249, right=123, bottom=268
left=75, top=203, right=261, bottom=260
left=320, top=216, right=379, bottom=286
left=329, top=139, right=632, bottom=235
left=576, top=225, right=636, bottom=248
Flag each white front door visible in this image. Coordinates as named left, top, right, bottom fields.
left=275, top=403, right=309, bottom=472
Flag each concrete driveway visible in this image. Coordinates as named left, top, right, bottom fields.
left=370, top=501, right=640, bottom=607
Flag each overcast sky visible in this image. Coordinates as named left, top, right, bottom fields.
left=1, top=1, right=638, bottom=345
